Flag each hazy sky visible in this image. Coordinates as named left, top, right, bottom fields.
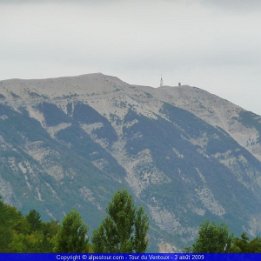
left=1, top=0, right=261, bottom=114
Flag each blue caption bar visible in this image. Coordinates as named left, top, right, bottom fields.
left=0, top=253, right=260, bottom=261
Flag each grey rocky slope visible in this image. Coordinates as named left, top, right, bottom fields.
left=0, top=73, right=260, bottom=251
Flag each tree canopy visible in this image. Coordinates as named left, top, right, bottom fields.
left=1, top=194, right=260, bottom=253
left=191, top=221, right=233, bottom=253
left=92, top=190, right=149, bottom=253
left=55, top=209, right=88, bottom=253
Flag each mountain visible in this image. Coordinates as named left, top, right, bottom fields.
left=0, top=73, right=260, bottom=251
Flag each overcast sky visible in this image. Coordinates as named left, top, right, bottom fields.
left=1, top=0, right=261, bottom=114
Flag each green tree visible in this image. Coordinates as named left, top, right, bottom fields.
left=248, top=237, right=261, bottom=252
left=134, top=208, right=149, bottom=252
left=231, top=233, right=261, bottom=253
left=231, top=232, right=249, bottom=253
left=26, top=210, right=42, bottom=232
left=41, top=220, right=60, bottom=252
left=10, top=220, right=60, bottom=253
left=92, top=190, right=149, bottom=253
left=0, top=198, right=27, bottom=252
left=192, top=221, right=232, bottom=253
left=9, top=232, right=43, bottom=252
left=54, top=209, right=88, bottom=253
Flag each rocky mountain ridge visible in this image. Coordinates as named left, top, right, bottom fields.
left=0, top=73, right=260, bottom=251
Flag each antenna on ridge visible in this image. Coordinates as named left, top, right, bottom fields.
left=160, top=75, right=164, bottom=87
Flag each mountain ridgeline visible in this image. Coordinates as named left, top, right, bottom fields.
left=0, top=73, right=260, bottom=251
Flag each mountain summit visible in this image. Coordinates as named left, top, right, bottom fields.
left=0, top=73, right=260, bottom=251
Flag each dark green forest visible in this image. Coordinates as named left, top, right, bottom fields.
left=0, top=191, right=260, bottom=253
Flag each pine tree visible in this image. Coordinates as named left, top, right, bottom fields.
left=134, top=208, right=149, bottom=252
left=0, top=198, right=26, bottom=252
left=231, top=233, right=261, bottom=253
left=192, top=221, right=232, bottom=253
left=92, top=190, right=149, bottom=253
left=55, top=209, right=88, bottom=253
left=26, top=209, right=42, bottom=232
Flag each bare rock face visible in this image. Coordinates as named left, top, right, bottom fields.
left=0, top=73, right=260, bottom=251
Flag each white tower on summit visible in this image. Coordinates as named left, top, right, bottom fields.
left=160, top=76, right=164, bottom=87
